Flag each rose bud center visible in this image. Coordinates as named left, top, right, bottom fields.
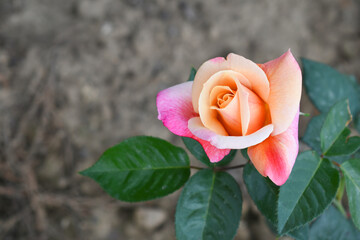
left=198, top=70, right=270, bottom=137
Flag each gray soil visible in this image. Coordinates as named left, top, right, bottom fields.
left=0, top=0, right=359, bottom=239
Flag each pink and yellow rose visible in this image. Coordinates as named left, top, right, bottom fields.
left=156, top=50, right=302, bottom=185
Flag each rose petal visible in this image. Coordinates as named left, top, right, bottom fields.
left=209, top=85, right=235, bottom=109
left=247, top=111, right=299, bottom=186
left=157, top=81, right=197, bottom=136
left=157, top=81, right=230, bottom=162
left=198, top=70, right=251, bottom=136
left=238, top=84, right=250, bottom=136
left=227, top=53, right=270, bottom=102
left=195, top=137, right=231, bottom=163
left=237, top=84, right=267, bottom=136
left=259, top=49, right=302, bottom=135
left=192, top=57, right=229, bottom=112
left=188, top=117, right=274, bottom=149
left=212, top=87, right=243, bottom=136
left=192, top=54, right=270, bottom=113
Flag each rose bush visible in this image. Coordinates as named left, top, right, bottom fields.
left=156, top=50, right=302, bottom=185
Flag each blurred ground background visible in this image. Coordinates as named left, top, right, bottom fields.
left=0, top=0, right=359, bottom=239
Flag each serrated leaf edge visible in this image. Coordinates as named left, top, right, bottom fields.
left=279, top=154, right=339, bottom=234
left=283, top=179, right=338, bottom=235
left=322, top=100, right=352, bottom=155
left=341, top=160, right=360, bottom=230
left=279, top=152, right=322, bottom=232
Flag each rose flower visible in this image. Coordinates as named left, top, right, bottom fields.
left=157, top=50, right=302, bottom=185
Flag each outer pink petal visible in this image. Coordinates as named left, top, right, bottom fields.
left=259, top=49, right=302, bottom=135
left=194, top=137, right=231, bottom=163
left=247, top=111, right=299, bottom=186
left=156, top=81, right=230, bottom=162
left=188, top=117, right=274, bottom=150
left=157, top=81, right=198, bottom=136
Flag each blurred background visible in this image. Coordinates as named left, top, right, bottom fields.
left=0, top=0, right=359, bottom=239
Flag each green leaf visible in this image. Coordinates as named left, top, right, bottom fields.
left=217, top=150, right=237, bottom=167
left=356, top=113, right=360, bottom=134
left=302, top=113, right=327, bottom=153
left=243, top=163, right=278, bottom=226
left=187, top=67, right=197, bottom=81
left=176, top=169, right=242, bottom=240
left=341, top=158, right=360, bottom=230
left=241, top=148, right=250, bottom=160
left=80, top=136, right=190, bottom=202
left=325, top=129, right=360, bottom=156
left=302, top=112, right=355, bottom=164
left=330, top=155, right=353, bottom=165
left=309, top=205, right=360, bottom=240
left=302, top=58, right=360, bottom=116
left=277, top=151, right=339, bottom=234
left=287, top=224, right=309, bottom=240
left=182, top=137, right=236, bottom=167
left=320, top=99, right=353, bottom=156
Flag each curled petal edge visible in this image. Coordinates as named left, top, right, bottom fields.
left=188, top=117, right=274, bottom=150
